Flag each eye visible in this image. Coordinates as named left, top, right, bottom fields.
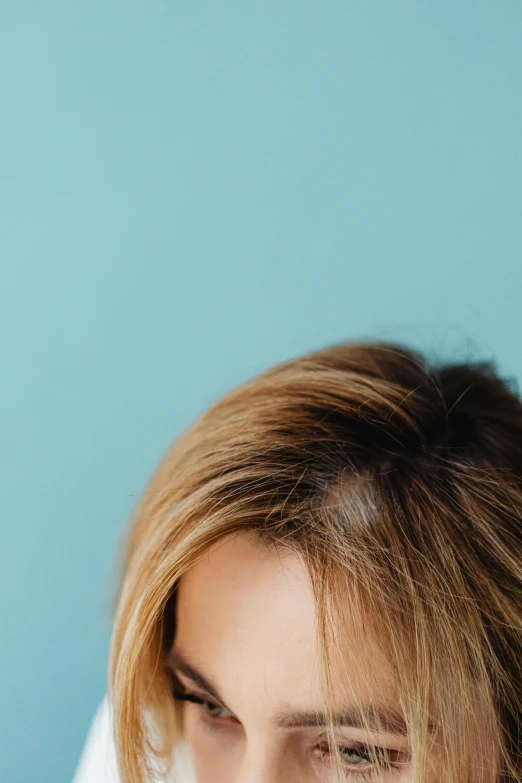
left=315, top=740, right=400, bottom=777
left=199, top=699, right=234, bottom=720
left=338, top=745, right=373, bottom=766
left=173, top=688, right=234, bottom=721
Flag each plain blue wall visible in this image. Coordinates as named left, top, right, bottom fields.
left=1, top=2, right=522, bottom=781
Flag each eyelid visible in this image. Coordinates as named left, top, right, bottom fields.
left=173, top=686, right=236, bottom=721
left=172, top=671, right=229, bottom=710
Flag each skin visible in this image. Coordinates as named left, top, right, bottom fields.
left=168, top=533, right=426, bottom=782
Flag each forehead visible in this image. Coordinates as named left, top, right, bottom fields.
left=174, top=532, right=397, bottom=711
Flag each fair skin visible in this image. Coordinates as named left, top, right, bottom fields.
left=168, top=532, right=418, bottom=782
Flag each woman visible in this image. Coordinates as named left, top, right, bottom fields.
left=73, top=341, right=522, bottom=782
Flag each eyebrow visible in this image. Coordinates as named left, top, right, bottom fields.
left=166, top=649, right=408, bottom=736
left=167, top=649, right=226, bottom=706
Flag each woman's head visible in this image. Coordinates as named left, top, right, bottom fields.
left=109, top=341, right=522, bottom=782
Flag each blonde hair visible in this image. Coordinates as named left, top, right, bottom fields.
left=108, top=341, right=522, bottom=782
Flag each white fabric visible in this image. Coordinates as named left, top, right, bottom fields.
left=72, top=696, right=194, bottom=782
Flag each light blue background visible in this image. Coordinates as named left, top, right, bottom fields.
left=1, top=2, right=521, bottom=781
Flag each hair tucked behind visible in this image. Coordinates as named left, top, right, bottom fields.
left=109, top=341, right=522, bottom=783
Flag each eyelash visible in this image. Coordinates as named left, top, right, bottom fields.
left=173, top=689, right=402, bottom=778
left=173, top=689, right=235, bottom=723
